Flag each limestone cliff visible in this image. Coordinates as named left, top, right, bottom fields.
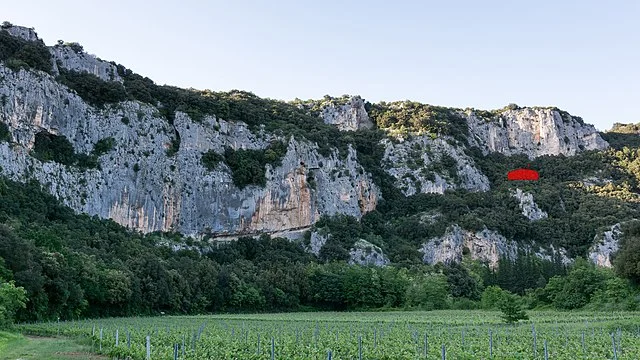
left=419, top=225, right=518, bottom=269
left=465, top=107, right=608, bottom=158
left=382, top=136, right=490, bottom=196
left=5, top=25, right=121, bottom=82
left=50, top=44, right=122, bottom=83
left=4, top=25, right=40, bottom=42
left=0, top=25, right=621, bottom=263
left=0, top=61, right=379, bottom=236
left=419, top=224, right=574, bottom=269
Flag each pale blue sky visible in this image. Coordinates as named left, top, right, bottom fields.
left=6, top=0, right=639, bottom=130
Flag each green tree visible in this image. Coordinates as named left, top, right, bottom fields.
left=544, top=258, right=608, bottom=309
left=614, top=221, right=640, bottom=284
left=405, top=273, right=450, bottom=310
left=588, top=276, right=639, bottom=311
left=498, top=292, right=528, bottom=324
left=0, top=280, right=27, bottom=327
left=441, top=262, right=482, bottom=300
left=201, top=150, right=224, bottom=170
left=92, top=137, right=116, bottom=156
left=480, top=285, right=508, bottom=309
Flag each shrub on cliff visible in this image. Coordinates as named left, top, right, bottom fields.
left=0, top=30, right=52, bottom=73
left=0, top=123, right=10, bottom=142
left=31, top=131, right=99, bottom=170
left=56, top=68, right=127, bottom=108
left=202, top=140, right=287, bottom=189
left=201, top=150, right=224, bottom=170
left=64, top=42, right=84, bottom=54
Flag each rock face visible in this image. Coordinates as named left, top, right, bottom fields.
left=321, top=96, right=373, bottom=131
left=0, top=62, right=379, bottom=237
left=419, top=225, right=518, bottom=269
left=382, top=136, right=490, bottom=196
left=419, top=224, right=574, bottom=268
left=535, top=245, right=572, bottom=265
left=0, top=27, right=617, bottom=251
left=608, top=123, right=640, bottom=134
left=589, top=223, right=622, bottom=268
left=348, top=239, right=389, bottom=266
left=50, top=45, right=122, bottom=82
left=4, top=25, right=40, bottom=42
left=309, top=231, right=329, bottom=256
left=512, top=188, right=548, bottom=221
left=5, top=25, right=121, bottom=82
left=581, top=176, right=613, bottom=187
left=465, top=108, right=608, bottom=158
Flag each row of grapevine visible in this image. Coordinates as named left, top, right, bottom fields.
left=14, top=310, right=640, bottom=359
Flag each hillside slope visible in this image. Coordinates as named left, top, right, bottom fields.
left=0, top=23, right=636, bottom=269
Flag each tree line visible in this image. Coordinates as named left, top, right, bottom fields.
left=1, top=176, right=640, bottom=328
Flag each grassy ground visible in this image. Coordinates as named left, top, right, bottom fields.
left=0, top=332, right=104, bottom=360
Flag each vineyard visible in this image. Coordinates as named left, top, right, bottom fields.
left=13, top=311, right=640, bottom=359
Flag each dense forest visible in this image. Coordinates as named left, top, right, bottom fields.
left=0, top=174, right=639, bottom=325
left=2, top=25, right=640, bottom=326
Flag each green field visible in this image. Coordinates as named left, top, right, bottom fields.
left=0, top=331, right=104, bottom=360
left=10, top=311, right=640, bottom=359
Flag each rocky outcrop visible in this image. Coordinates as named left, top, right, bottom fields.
left=50, top=45, right=122, bottom=82
left=419, top=225, right=518, bottom=269
left=465, top=108, right=608, bottom=158
left=348, top=239, right=389, bottom=266
left=321, top=96, right=373, bottom=131
left=4, top=25, right=40, bottom=42
left=581, top=176, right=613, bottom=187
left=0, top=26, right=622, bottom=259
left=309, top=231, right=329, bottom=256
left=420, top=224, right=574, bottom=268
left=608, top=123, right=640, bottom=134
left=512, top=188, right=548, bottom=221
left=535, top=245, right=572, bottom=265
left=382, top=136, right=490, bottom=196
left=2, top=25, right=121, bottom=82
left=589, top=223, right=622, bottom=268
left=0, top=63, right=379, bottom=237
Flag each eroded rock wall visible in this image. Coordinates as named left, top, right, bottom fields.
left=419, top=225, right=518, bottom=269
left=466, top=108, right=608, bottom=158
left=0, top=63, right=379, bottom=237
left=382, top=136, right=490, bottom=195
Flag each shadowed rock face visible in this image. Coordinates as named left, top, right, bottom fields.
left=465, top=108, right=608, bottom=158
